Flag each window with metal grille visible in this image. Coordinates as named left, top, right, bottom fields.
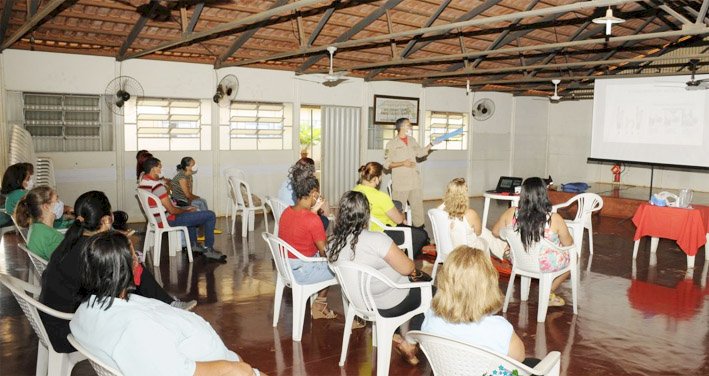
left=22, top=93, right=112, bottom=152
left=124, top=98, right=210, bottom=151
left=220, top=102, right=292, bottom=150
left=425, top=111, right=468, bottom=151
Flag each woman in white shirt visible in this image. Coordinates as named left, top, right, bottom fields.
left=422, top=246, right=536, bottom=366
left=70, top=231, right=265, bottom=376
left=327, top=190, right=424, bottom=366
left=439, top=178, right=507, bottom=259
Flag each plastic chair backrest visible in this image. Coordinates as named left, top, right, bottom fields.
left=135, top=189, right=170, bottom=228
left=261, top=232, right=298, bottom=288
left=408, top=331, right=539, bottom=376
left=428, top=208, right=456, bottom=258
left=573, top=193, right=603, bottom=224
left=18, top=243, right=48, bottom=275
left=386, top=180, right=393, bottom=197
left=500, top=227, right=572, bottom=274
left=267, top=198, right=289, bottom=225
left=330, top=261, right=396, bottom=321
left=10, top=215, right=30, bottom=243
left=67, top=334, right=123, bottom=376
left=228, top=176, right=254, bottom=209
left=224, top=167, right=246, bottom=181
left=0, top=273, right=73, bottom=351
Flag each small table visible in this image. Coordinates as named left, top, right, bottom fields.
left=632, top=203, right=709, bottom=268
left=481, top=192, right=520, bottom=230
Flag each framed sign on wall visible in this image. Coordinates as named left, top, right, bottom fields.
left=373, top=95, right=420, bottom=125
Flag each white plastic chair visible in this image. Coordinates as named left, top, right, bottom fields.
left=408, top=331, right=561, bottom=376
left=265, top=196, right=289, bottom=236
left=261, top=232, right=338, bottom=342
left=370, top=217, right=414, bottom=260
left=500, top=226, right=579, bottom=323
left=0, top=273, right=86, bottom=376
left=331, top=261, right=432, bottom=376
left=552, top=193, right=603, bottom=255
left=67, top=334, right=123, bottom=376
left=427, top=208, right=489, bottom=280
left=18, top=243, right=48, bottom=285
left=11, top=214, right=30, bottom=243
left=135, top=189, right=193, bottom=266
left=224, top=168, right=246, bottom=232
left=228, top=176, right=268, bottom=238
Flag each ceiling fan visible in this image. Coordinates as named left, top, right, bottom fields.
left=114, top=0, right=227, bottom=22
left=297, top=46, right=349, bottom=87
left=684, top=59, right=709, bottom=90
left=550, top=79, right=562, bottom=102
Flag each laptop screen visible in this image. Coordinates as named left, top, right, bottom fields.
left=499, top=178, right=515, bottom=189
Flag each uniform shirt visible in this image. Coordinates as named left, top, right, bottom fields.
left=27, top=222, right=64, bottom=260
left=71, top=294, right=239, bottom=376
left=422, top=310, right=515, bottom=356
left=330, top=230, right=408, bottom=310
left=352, top=184, right=396, bottom=232
left=384, top=136, right=428, bottom=191
left=278, top=206, right=325, bottom=258
left=4, top=189, right=27, bottom=217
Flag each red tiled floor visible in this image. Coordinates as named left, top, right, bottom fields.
left=1, top=198, right=708, bottom=375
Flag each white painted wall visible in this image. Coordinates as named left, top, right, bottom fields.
left=1, top=49, right=517, bottom=220
left=512, top=97, right=549, bottom=178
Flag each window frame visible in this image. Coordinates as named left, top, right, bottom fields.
left=425, top=110, right=468, bottom=151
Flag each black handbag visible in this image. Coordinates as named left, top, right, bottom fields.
left=408, top=269, right=432, bottom=282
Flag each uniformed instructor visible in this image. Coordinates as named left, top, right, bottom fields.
left=384, top=117, right=436, bottom=228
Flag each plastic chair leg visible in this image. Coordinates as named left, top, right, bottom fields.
left=339, top=307, right=356, bottom=366
left=47, top=351, right=71, bottom=376
left=262, top=210, right=269, bottom=234
left=242, top=213, right=248, bottom=238
left=168, top=232, right=178, bottom=256
left=503, top=271, right=516, bottom=312
left=537, top=277, right=553, bottom=323
left=520, top=276, right=531, bottom=301
left=153, top=232, right=162, bottom=267
left=374, top=321, right=396, bottom=376
left=182, top=228, right=193, bottom=263
left=291, top=288, right=306, bottom=342
left=587, top=225, right=594, bottom=255
left=249, top=211, right=256, bottom=231
left=273, top=277, right=284, bottom=327
left=35, top=343, right=48, bottom=376
left=372, top=322, right=377, bottom=347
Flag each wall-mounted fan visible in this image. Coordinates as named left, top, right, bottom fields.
left=213, top=74, right=238, bottom=108
left=104, top=76, right=143, bottom=115
left=550, top=79, right=562, bottom=102
left=472, top=98, right=495, bottom=121
left=297, top=46, right=349, bottom=87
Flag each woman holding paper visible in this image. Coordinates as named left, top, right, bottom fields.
left=384, top=117, right=435, bottom=228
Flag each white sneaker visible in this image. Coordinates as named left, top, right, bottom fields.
left=171, top=299, right=197, bottom=311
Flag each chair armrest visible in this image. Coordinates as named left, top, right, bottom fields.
left=531, top=351, right=561, bottom=375
left=552, top=195, right=578, bottom=213
left=299, top=256, right=329, bottom=263
left=390, top=280, right=433, bottom=290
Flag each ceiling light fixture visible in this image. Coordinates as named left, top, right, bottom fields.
left=593, top=6, right=625, bottom=35
left=550, top=79, right=562, bottom=102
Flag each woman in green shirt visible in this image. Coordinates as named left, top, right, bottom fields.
left=16, top=186, right=64, bottom=260
left=1, top=162, right=34, bottom=226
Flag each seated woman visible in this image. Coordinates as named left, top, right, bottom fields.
left=277, top=175, right=336, bottom=320
left=277, top=157, right=330, bottom=230
left=439, top=178, right=508, bottom=259
left=15, top=186, right=64, bottom=260
left=492, top=177, right=574, bottom=307
left=2, top=163, right=73, bottom=228
left=327, top=191, right=424, bottom=365
left=70, top=232, right=264, bottom=376
left=353, top=162, right=428, bottom=259
left=421, top=246, right=535, bottom=366
left=171, top=157, right=208, bottom=211
left=40, top=190, right=195, bottom=353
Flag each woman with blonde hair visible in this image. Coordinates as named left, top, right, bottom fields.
left=439, top=178, right=507, bottom=259
left=421, top=246, right=531, bottom=364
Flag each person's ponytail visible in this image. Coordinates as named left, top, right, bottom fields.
left=14, top=196, right=31, bottom=227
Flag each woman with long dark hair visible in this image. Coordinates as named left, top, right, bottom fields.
left=327, top=191, right=423, bottom=365
left=353, top=162, right=428, bottom=259
left=39, top=190, right=195, bottom=353
left=492, top=177, right=574, bottom=307
left=69, top=232, right=264, bottom=376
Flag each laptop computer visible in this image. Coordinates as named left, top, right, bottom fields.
left=486, top=176, right=523, bottom=194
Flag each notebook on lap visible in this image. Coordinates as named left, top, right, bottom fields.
left=486, top=176, right=523, bottom=194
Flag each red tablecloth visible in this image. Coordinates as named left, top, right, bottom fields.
left=632, top=203, right=709, bottom=257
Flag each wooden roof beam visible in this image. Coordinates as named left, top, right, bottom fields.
left=120, top=0, right=324, bottom=61
left=224, top=0, right=640, bottom=69
left=296, top=0, right=404, bottom=73
left=218, top=0, right=288, bottom=63
left=307, top=0, right=338, bottom=47
left=1, top=0, right=72, bottom=51
left=117, top=1, right=160, bottom=59
left=0, top=0, right=15, bottom=44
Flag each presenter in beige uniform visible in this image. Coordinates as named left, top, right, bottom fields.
left=384, top=117, right=434, bottom=228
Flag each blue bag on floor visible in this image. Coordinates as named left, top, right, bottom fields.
left=560, top=182, right=590, bottom=193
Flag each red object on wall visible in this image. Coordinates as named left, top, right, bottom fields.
left=611, top=164, right=622, bottom=183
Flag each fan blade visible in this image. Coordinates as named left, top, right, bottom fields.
left=322, top=79, right=347, bottom=87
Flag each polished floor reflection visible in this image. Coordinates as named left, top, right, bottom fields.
left=1, top=198, right=708, bottom=375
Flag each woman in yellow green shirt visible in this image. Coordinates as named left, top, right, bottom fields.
left=353, top=162, right=428, bottom=258
left=16, top=186, right=64, bottom=260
